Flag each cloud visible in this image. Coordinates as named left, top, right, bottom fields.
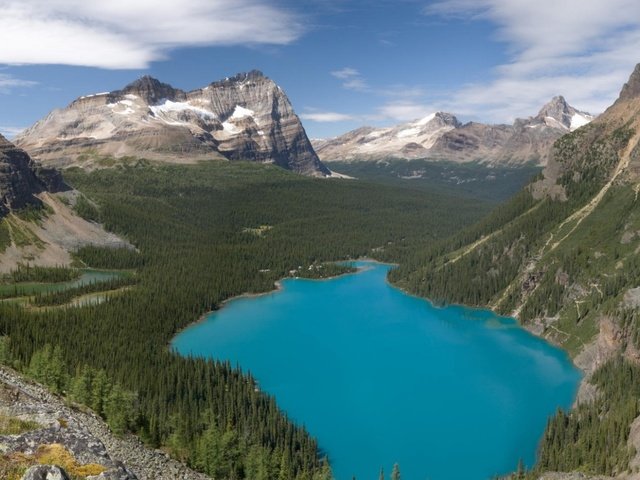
left=0, top=74, right=37, bottom=93
left=424, top=0, right=640, bottom=121
left=300, top=111, right=356, bottom=122
left=0, top=126, right=26, bottom=138
left=331, top=67, right=370, bottom=91
left=377, top=101, right=435, bottom=122
left=0, top=0, right=303, bottom=69
left=331, top=68, right=360, bottom=80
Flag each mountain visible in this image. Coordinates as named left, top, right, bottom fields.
left=314, top=97, right=594, bottom=166
left=0, top=136, right=130, bottom=271
left=15, top=71, right=330, bottom=177
left=313, top=112, right=460, bottom=161
left=390, top=64, right=640, bottom=477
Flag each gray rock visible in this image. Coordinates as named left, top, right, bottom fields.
left=0, top=135, right=68, bottom=217
left=87, top=463, right=138, bottom=480
left=21, top=465, right=70, bottom=480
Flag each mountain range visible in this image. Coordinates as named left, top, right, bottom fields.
left=15, top=71, right=330, bottom=177
left=314, top=96, right=594, bottom=166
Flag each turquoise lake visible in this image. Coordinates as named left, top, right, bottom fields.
left=172, top=261, right=581, bottom=480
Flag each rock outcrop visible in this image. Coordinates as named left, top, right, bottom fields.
left=0, top=134, right=69, bottom=216
left=16, top=71, right=329, bottom=177
left=21, top=465, right=70, bottom=480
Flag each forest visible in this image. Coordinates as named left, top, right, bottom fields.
left=0, top=160, right=491, bottom=479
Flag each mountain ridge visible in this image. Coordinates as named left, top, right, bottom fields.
left=314, top=96, right=594, bottom=166
left=16, top=71, right=330, bottom=177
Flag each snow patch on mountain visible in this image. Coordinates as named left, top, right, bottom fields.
left=570, top=112, right=593, bottom=131
left=231, top=105, right=255, bottom=120
left=149, top=99, right=217, bottom=120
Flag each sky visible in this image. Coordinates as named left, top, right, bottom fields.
left=1, top=0, right=640, bottom=139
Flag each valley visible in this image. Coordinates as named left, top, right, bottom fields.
left=0, top=25, right=639, bottom=480
left=0, top=159, right=491, bottom=479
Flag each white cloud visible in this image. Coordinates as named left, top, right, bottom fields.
left=0, top=74, right=37, bottom=93
left=0, top=0, right=303, bottom=69
left=0, top=126, right=26, bottom=138
left=424, top=0, right=640, bottom=121
left=377, top=101, right=435, bottom=122
left=300, top=111, right=356, bottom=122
left=331, top=68, right=360, bottom=80
left=331, top=67, right=370, bottom=91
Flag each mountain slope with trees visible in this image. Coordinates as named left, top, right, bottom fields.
left=391, top=64, right=640, bottom=478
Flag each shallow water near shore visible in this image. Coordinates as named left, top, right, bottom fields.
left=172, top=261, right=580, bottom=480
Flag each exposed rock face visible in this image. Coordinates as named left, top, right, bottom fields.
left=0, top=134, right=69, bottom=217
left=0, top=136, right=131, bottom=272
left=16, top=71, right=329, bottom=177
left=315, top=97, right=594, bottom=166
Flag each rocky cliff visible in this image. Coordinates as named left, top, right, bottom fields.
left=15, top=71, right=329, bottom=177
left=0, top=135, right=68, bottom=216
left=0, top=136, right=130, bottom=272
left=315, top=97, right=593, bottom=166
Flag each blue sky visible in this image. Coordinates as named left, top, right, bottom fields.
left=1, top=0, right=640, bottom=138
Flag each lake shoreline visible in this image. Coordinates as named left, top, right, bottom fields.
left=171, top=259, right=581, bottom=480
left=169, top=259, right=367, bottom=346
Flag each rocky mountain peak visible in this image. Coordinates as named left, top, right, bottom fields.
left=535, top=96, right=572, bottom=125
left=531, top=95, right=593, bottom=131
left=0, top=134, right=12, bottom=146
left=618, top=63, right=640, bottom=102
left=114, top=75, right=183, bottom=104
left=433, top=112, right=461, bottom=128
left=210, top=70, right=269, bottom=89
left=16, top=71, right=329, bottom=177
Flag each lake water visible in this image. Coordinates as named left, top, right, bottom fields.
left=172, top=261, right=580, bottom=480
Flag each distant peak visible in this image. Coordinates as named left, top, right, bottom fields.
left=0, top=134, right=10, bottom=146
left=618, top=63, right=640, bottom=102
left=537, top=96, right=570, bottom=117
left=414, top=112, right=460, bottom=128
